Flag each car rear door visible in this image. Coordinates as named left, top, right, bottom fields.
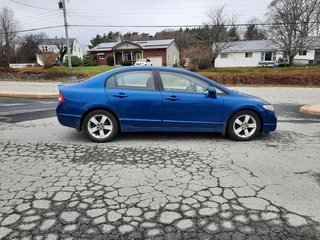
left=158, top=70, right=224, bottom=131
left=105, top=70, right=162, bottom=130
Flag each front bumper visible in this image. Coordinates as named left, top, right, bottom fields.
left=261, top=109, right=277, bottom=133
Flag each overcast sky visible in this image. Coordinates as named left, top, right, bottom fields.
left=2, top=0, right=271, bottom=46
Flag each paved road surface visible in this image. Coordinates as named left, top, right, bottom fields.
left=0, top=98, right=57, bottom=123
left=0, top=87, right=319, bottom=239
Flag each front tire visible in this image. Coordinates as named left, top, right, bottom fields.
left=83, top=110, right=118, bottom=142
left=227, top=110, right=261, bottom=141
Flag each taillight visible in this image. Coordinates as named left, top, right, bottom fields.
left=58, top=91, right=65, bottom=102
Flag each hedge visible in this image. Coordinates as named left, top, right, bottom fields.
left=0, top=67, right=87, bottom=81
left=203, top=72, right=320, bottom=86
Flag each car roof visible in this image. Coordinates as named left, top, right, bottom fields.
left=106, top=66, right=190, bottom=75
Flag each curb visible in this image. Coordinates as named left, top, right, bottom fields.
left=0, top=90, right=58, bottom=99
left=299, top=105, right=320, bottom=117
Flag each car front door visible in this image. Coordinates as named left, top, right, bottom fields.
left=105, top=70, right=162, bottom=130
left=159, top=71, right=224, bottom=131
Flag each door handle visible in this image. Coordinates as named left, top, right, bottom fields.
left=112, top=93, right=128, bottom=98
left=165, top=96, right=180, bottom=101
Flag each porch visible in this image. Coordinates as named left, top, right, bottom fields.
left=113, top=51, right=144, bottom=65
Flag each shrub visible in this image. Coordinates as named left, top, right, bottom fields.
left=180, top=58, right=186, bottom=67
left=107, top=56, right=114, bottom=66
left=198, top=57, right=211, bottom=70
left=187, top=64, right=198, bottom=72
left=82, top=54, right=96, bottom=66
left=37, top=52, right=58, bottom=69
left=71, top=56, right=82, bottom=67
left=121, top=60, right=132, bottom=66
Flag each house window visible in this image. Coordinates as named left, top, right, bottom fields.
left=245, top=52, right=252, bottom=58
left=42, top=46, right=48, bottom=52
left=261, top=52, right=276, bottom=61
left=221, top=53, right=228, bottom=58
left=299, top=50, right=307, bottom=56
left=265, top=52, right=273, bottom=61
left=97, top=53, right=105, bottom=59
left=124, top=52, right=132, bottom=61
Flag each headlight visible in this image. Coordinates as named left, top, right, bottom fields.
left=263, top=105, right=274, bottom=111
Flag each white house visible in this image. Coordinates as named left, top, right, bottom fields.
left=215, top=38, right=320, bottom=68
left=37, top=38, right=83, bottom=65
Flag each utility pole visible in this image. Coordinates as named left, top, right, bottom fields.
left=59, top=0, right=72, bottom=69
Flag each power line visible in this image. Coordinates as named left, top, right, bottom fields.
left=70, top=3, right=269, bottom=12
left=68, top=10, right=132, bottom=33
left=68, top=15, right=91, bottom=45
left=9, top=0, right=57, bottom=11
left=69, top=22, right=320, bottom=28
left=2, top=22, right=319, bottom=35
left=0, top=25, right=64, bottom=34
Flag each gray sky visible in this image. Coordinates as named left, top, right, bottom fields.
left=2, top=0, right=271, bottom=46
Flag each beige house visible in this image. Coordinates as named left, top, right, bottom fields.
left=88, top=39, right=180, bottom=67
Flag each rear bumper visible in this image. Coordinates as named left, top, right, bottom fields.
left=56, top=112, right=80, bottom=129
left=56, top=103, right=81, bottom=130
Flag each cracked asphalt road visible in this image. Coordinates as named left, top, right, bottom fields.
left=0, top=87, right=320, bottom=239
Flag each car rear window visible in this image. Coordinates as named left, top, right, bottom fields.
left=106, top=71, right=155, bottom=91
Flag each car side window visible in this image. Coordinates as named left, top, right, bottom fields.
left=160, top=71, right=209, bottom=94
left=106, top=71, right=155, bottom=91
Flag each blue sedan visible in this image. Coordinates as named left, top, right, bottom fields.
left=56, top=66, right=277, bottom=142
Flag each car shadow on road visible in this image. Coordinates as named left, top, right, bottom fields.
left=65, top=130, right=276, bottom=143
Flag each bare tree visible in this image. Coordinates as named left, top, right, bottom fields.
left=197, top=6, right=237, bottom=68
left=0, top=7, right=19, bottom=67
left=268, top=0, right=320, bottom=66
left=16, top=33, right=46, bottom=63
left=55, top=43, right=67, bottom=66
left=244, top=17, right=267, bottom=40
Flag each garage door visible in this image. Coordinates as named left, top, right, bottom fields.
left=147, top=56, right=162, bottom=66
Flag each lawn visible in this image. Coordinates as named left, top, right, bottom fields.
left=15, top=66, right=117, bottom=77
left=13, top=65, right=320, bottom=78
left=6, top=65, right=320, bottom=86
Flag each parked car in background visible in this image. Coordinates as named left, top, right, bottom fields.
left=56, top=66, right=277, bottom=142
left=134, top=59, right=152, bottom=66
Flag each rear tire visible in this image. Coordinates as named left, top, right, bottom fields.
left=83, top=110, right=118, bottom=142
left=227, top=110, right=261, bottom=141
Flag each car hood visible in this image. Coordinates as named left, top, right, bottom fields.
left=232, top=90, right=271, bottom=105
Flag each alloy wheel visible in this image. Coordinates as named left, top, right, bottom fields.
left=233, top=114, right=257, bottom=139
left=87, top=114, right=113, bottom=139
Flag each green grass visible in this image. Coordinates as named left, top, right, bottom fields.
left=13, top=65, right=320, bottom=78
left=50, top=66, right=117, bottom=76
left=16, top=66, right=117, bottom=77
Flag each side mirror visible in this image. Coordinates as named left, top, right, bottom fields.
left=208, top=86, right=217, bottom=98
